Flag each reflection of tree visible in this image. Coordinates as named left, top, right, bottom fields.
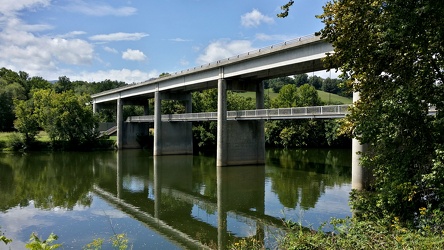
left=0, top=152, right=114, bottom=211
left=266, top=148, right=351, bottom=210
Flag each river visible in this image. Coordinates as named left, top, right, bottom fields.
left=0, top=148, right=351, bottom=249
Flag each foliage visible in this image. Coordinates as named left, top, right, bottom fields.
left=32, top=89, right=99, bottom=146
left=278, top=217, right=444, bottom=250
left=111, top=234, right=129, bottom=250
left=316, top=0, right=444, bottom=227
left=14, top=98, right=39, bottom=145
left=191, top=89, right=255, bottom=150
left=0, top=228, right=12, bottom=245
left=230, top=237, right=264, bottom=250
left=277, top=0, right=294, bottom=18
left=83, top=238, right=104, bottom=250
left=6, top=132, right=26, bottom=151
left=265, top=84, right=343, bottom=148
left=83, top=234, right=129, bottom=250
left=25, top=233, right=62, bottom=250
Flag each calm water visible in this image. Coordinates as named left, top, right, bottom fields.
left=0, top=148, right=351, bottom=249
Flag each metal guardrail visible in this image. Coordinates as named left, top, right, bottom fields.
left=126, top=105, right=351, bottom=123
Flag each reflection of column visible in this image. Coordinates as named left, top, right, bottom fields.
left=117, top=97, right=123, bottom=149
left=217, top=165, right=266, bottom=248
left=117, top=150, right=123, bottom=199
left=154, top=91, right=162, bottom=156
left=256, top=81, right=265, bottom=164
left=217, top=167, right=228, bottom=250
left=154, top=156, right=161, bottom=219
left=217, top=77, right=227, bottom=167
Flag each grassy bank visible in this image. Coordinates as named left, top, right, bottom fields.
left=231, top=217, right=444, bottom=250
left=0, top=131, right=114, bottom=151
left=238, top=89, right=352, bottom=105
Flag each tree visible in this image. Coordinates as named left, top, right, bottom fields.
left=317, top=0, right=444, bottom=227
left=14, top=98, right=39, bottom=145
left=267, top=84, right=327, bottom=148
left=264, top=76, right=295, bottom=93
left=307, top=75, right=323, bottom=90
left=53, top=76, right=72, bottom=93
left=33, top=89, right=99, bottom=145
left=272, top=83, right=321, bottom=108
left=294, top=73, right=308, bottom=87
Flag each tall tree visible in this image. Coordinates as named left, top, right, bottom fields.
left=33, top=89, right=99, bottom=145
left=317, top=0, right=444, bottom=227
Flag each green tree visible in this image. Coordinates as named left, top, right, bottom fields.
left=317, top=0, right=444, bottom=227
left=272, top=83, right=321, bottom=108
left=294, top=73, right=308, bottom=87
left=13, top=98, right=39, bottom=145
left=33, top=89, right=99, bottom=145
left=28, top=76, right=51, bottom=94
left=264, top=76, right=295, bottom=93
left=307, top=75, right=323, bottom=90
left=0, top=77, right=27, bottom=131
left=53, top=76, right=72, bottom=93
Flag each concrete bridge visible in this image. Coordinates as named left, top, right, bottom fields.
left=91, top=34, right=369, bottom=189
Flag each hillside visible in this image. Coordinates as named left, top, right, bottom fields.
left=237, top=88, right=352, bottom=105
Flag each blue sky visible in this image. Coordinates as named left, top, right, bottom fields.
left=0, top=0, right=332, bottom=83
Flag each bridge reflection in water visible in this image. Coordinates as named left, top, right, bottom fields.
left=93, top=151, right=274, bottom=249
left=90, top=149, right=351, bottom=249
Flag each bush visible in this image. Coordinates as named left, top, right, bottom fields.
left=7, top=132, right=26, bottom=151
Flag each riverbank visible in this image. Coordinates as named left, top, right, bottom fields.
left=0, top=131, right=115, bottom=151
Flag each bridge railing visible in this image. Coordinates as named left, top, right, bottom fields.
left=126, top=105, right=351, bottom=122
left=227, top=105, right=350, bottom=119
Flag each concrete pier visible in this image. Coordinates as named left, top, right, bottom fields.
left=154, top=91, right=193, bottom=155
left=217, top=79, right=265, bottom=166
left=351, top=92, right=370, bottom=190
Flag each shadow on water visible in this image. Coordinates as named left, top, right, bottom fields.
left=0, top=148, right=351, bottom=249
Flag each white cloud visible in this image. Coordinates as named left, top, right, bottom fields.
left=89, top=32, right=149, bottom=42
left=122, top=49, right=146, bottom=61
left=241, top=9, right=274, bottom=27
left=58, top=31, right=87, bottom=39
left=64, top=0, right=137, bottom=16
left=196, top=39, right=255, bottom=65
left=103, top=46, right=118, bottom=54
left=169, top=38, right=192, bottom=42
left=0, top=16, right=94, bottom=78
left=0, top=0, right=50, bottom=16
left=71, top=69, right=159, bottom=83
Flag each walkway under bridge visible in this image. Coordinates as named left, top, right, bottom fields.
left=126, top=104, right=350, bottom=123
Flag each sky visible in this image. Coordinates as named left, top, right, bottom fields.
left=0, top=0, right=333, bottom=83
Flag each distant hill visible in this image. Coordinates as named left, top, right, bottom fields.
left=316, top=90, right=352, bottom=105
left=237, top=88, right=353, bottom=105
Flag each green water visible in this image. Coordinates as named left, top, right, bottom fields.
left=0, top=148, right=351, bottom=249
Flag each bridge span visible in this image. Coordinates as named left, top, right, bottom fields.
left=91, top=34, right=335, bottom=165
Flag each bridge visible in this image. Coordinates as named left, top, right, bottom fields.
left=90, top=34, right=371, bottom=190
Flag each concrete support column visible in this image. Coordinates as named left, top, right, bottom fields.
left=116, top=97, right=123, bottom=149
left=351, top=91, right=370, bottom=190
left=154, top=91, right=162, bottom=156
left=93, top=101, right=98, bottom=114
left=217, top=78, right=228, bottom=167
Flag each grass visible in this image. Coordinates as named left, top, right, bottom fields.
left=0, top=131, right=50, bottom=144
left=317, top=90, right=353, bottom=104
